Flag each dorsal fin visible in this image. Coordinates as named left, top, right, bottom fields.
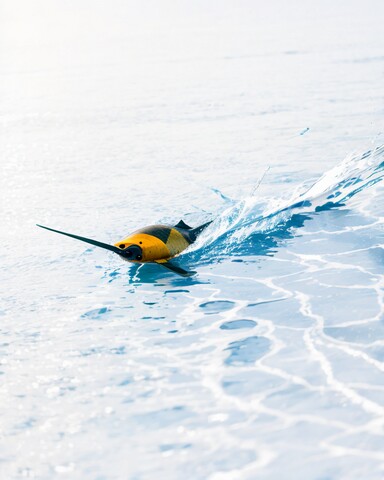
left=174, top=219, right=192, bottom=230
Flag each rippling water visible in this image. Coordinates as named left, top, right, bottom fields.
left=1, top=1, right=384, bottom=479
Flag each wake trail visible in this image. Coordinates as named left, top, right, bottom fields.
left=183, top=145, right=384, bottom=263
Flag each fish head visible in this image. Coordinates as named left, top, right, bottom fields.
left=114, top=242, right=143, bottom=261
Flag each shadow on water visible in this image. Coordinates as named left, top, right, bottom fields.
left=127, top=263, right=210, bottom=286
left=103, top=261, right=211, bottom=286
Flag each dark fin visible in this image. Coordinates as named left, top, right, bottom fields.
left=154, top=260, right=196, bottom=277
left=36, top=224, right=121, bottom=254
left=189, top=221, right=213, bottom=241
left=174, top=219, right=192, bottom=230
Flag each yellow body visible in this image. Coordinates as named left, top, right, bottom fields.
left=114, top=227, right=190, bottom=262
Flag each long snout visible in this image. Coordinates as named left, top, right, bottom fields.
left=37, top=224, right=123, bottom=254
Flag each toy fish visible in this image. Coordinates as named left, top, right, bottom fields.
left=36, top=220, right=211, bottom=276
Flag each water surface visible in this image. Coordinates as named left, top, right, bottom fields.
left=1, top=1, right=384, bottom=479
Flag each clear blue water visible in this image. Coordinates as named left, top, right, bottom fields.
left=1, top=1, right=384, bottom=479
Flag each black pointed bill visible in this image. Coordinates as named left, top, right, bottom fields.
left=36, top=224, right=123, bottom=254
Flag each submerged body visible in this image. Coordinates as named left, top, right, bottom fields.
left=37, top=220, right=211, bottom=276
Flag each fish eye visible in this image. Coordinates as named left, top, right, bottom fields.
left=119, top=244, right=125, bottom=249
left=139, top=242, right=142, bottom=244
left=136, top=255, right=142, bottom=260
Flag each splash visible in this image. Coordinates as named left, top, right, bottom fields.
left=184, top=145, right=384, bottom=264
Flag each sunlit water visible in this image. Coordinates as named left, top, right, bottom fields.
left=1, top=1, right=384, bottom=479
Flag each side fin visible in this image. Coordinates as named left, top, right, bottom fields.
left=154, top=260, right=196, bottom=277
left=174, top=219, right=192, bottom=230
